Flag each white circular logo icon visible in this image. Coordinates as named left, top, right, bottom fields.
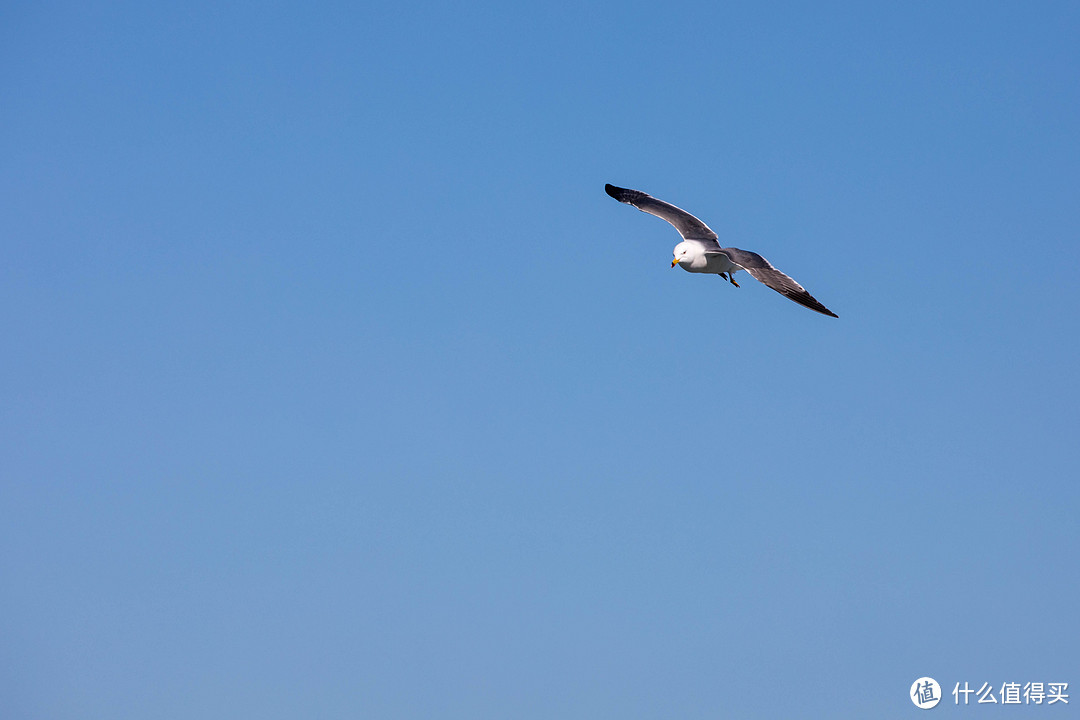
left=911, top=677, right=942, bottom=709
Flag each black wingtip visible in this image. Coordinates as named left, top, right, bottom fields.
left=605, top=183, right=642, bottom=204
left=801, top=298, right=839, bottom=318
left=812, top=303, right=839, bottom=318
left=788, top=288, right=839, bottom=318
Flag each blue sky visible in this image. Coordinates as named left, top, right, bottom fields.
left=2, top=1, right=1078, bottom=718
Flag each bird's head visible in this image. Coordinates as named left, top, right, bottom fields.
left=671, top=241, right=695, bottom=268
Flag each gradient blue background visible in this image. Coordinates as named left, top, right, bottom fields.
left=3, top=1, right=1078, bottom=717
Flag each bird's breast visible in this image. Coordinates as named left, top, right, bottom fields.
left=686, top=253, right=737, bottom=274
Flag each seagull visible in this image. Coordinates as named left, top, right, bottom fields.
left=605, top=183, right=838, bottom=317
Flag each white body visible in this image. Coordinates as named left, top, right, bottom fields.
left=673, top=240, right=741, bottom=275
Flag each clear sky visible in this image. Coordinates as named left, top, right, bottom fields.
left=2, top=1, right=1078, bottom=718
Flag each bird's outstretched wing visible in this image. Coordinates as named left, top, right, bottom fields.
left=719, top=247, right=838, bottom=317
left=605, top=184, right=719, bottom=242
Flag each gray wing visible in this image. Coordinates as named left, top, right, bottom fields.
left=719, top=247, right=839, bottom=318
left=605, top=184, right=719, bottom=242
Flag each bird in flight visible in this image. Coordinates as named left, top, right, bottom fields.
left=605, top=183, right=838, bottom=317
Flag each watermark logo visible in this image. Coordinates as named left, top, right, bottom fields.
left=910, top=678, right=1069, bottom=708
left=912, top=677, right=942, bottom=709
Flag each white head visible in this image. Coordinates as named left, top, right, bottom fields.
left=671, top=241, right=701, bottom=268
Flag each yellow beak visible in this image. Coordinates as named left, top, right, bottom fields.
left=671, top=257, right=679, bottom=268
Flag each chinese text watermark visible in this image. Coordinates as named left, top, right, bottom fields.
left=911, top=678, right=1068, bottom=709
